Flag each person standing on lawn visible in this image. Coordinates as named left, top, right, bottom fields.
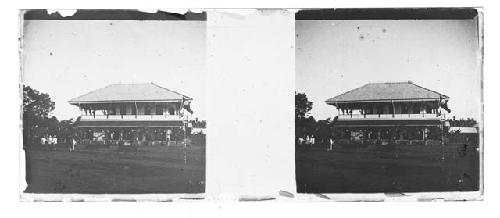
left=48, top=135, right=55, bottom=151
left=328, top=138, right=334, bottom=152
left=166, top=129, right=172, bottom=146
left=70, top=137, right=77, bottom=152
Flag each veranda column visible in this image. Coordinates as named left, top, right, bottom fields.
left=422, top=128, right=426, bottom=141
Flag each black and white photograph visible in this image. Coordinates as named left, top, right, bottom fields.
left=21, top=10, right=207, bottom=194
left=4, top=1, right=500, bottom=218
left=15, top=7, right=488, bottom=204
left=295, top=9, right=482, bottom=194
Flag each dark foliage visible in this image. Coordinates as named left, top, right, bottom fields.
left=295, top=92, right=315, bottom=141
left=23, top=85, right=55, bottom=148
left=190, top=118, right=207, bottom=128
left=447, top=117, right=478, bottom=127
left=295, top=92, right=313, bottom=119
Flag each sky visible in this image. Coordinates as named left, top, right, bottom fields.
left=296, top=19, right=482, bottom=121
left=22, top=20, right=206, bottom=120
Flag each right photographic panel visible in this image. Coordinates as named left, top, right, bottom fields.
left=295, top=8, right=482, bottom=194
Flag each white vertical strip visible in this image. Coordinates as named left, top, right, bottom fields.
left=205, top=9, right=296, bottom=197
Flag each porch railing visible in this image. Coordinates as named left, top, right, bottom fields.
left=80, top=114, right=185, bottom=121
left=337, top=113, right=441, bottom=120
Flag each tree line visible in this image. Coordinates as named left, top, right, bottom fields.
left=23, top=85, right=78, bottom=148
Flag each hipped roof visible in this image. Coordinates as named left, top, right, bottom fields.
left=69, top=83, right=192, bottom=104
left=326, top=81, right=449, bottom=104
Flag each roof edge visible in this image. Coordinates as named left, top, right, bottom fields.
left=68, top=99, right=189, bottom=104
left=326, top=97, right=449, bottom=104
left=150, top=82, right=192, bottom=100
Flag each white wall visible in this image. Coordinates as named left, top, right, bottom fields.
left=205, top=10, right=296, bottom=197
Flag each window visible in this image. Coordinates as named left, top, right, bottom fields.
left=383, top=105, right=390, bottom=114
left=366, top=107, right=373, bottom=114
left=377, top=105, right=384, bottom=114
left=132, top=106, right=137, bottom=115
left=425, top=105, right=432, bottom=114
left=407, top=105, right=414, bottom=114
left=416, top=106, right=421, bottom=114
left=120, top=105, right=127, bottom=115
left=402, top=104, right=408, bottom=114
left=389, top=105, right=394, bottom=114
left=145, top=105, right=152, bottom=115
left=168, top=107, right=175, bottom=115
left=156, top=105, right=163, bottom=115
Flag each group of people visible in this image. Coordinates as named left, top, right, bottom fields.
left=40, top=135, right=57, bottom=146
left=298, top=135, right=336, bottom=151
left=298, top=135, right=316, bottom=145
left=40, top=136, right=77, bottom=152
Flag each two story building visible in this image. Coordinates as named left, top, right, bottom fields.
left=69, top=83, right=192, bottom=145
left=326, top=81, right=450, bottom=145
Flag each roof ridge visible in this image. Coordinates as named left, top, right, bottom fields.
left=368, top=80, right=413, bottom=84
left=109, top=82, right=151, bottom=85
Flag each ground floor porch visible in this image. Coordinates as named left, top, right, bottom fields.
left=77, top=126, right=189, bottom=146
left=332, top=126, right=444, bottom=145
left=331, top=119, right=445, bottom=145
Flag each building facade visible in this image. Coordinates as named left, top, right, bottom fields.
left=69, top=83, right=193, bottom=145
left=326, top=81, right=450, bottom=145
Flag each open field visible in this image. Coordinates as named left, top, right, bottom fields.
left=24, top=143, right=205, bottom=194
left=296, top=143, right=480, bottom=193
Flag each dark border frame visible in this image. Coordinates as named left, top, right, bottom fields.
left=23, top=9, right=206, bottom=21
left=295, top=8, right=479, bottom=20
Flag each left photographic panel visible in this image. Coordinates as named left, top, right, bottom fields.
left=20, top=9, right=207, bottom=194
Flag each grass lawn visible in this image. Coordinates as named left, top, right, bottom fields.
left=24, top=143, right=205, bottom=194
left=296, top=143, right=480, bottom=193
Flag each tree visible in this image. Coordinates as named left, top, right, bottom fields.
left=315, top=118, right=334, bottom=143
left=23, top=85, right=55, bottom=148
left=44, top=116, right=60, bottom=136
left=295, top=92, right=315, bottom=142
left=58, top=119, right=77, bottom=142
left=295, top=92, right=313, bottom=119
left=295, top=92, right=338, bottom=145
left=190, top=118, right=207, bottom=128
left=22, top=85, right=55, bottom=186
